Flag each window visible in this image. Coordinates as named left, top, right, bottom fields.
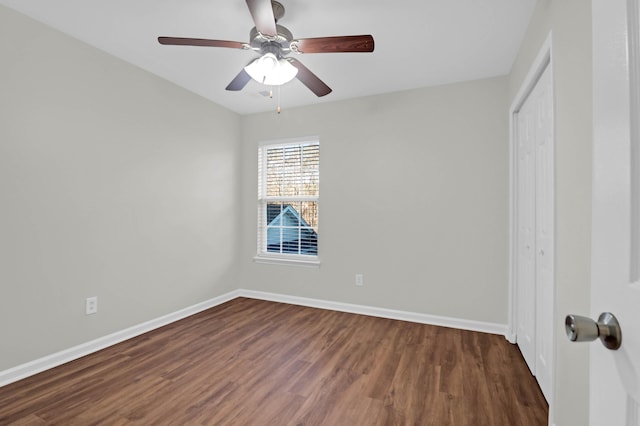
left=257, top=139, right=319, bottom=264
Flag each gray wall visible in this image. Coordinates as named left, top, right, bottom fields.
left=0, top=6, right=241, bottom=370
left=2, top=6, right=589, bottom=424
left=239, top=77, right=509, bottom=325
left=509, top=1, right=593, bottom=424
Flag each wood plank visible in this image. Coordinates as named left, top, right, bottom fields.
left=0, top=298, right=548, bottom=425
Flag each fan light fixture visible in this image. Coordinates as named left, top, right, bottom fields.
left=244, top=53, right=298, bottom=86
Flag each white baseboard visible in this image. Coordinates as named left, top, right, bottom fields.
left=1, top=288, right=508, bottom=388
left=236, top=289, right=509, bottom=336
left=0, top=290, right=242, bottom=387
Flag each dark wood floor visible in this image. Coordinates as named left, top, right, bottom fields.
left=0, top=298, right=548, bottom=425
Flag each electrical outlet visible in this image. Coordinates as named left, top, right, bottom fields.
left=355, top=274, right=364, bottom=286
left=85, top=296, right=98, bottom=315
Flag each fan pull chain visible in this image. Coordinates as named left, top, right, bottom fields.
left=277, top=85, right=281, bottom=114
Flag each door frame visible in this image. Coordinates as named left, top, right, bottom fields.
left=508, top=32, right=556, bottom=424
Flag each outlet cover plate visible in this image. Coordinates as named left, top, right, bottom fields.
left=85, top=296, right=98, bottom=315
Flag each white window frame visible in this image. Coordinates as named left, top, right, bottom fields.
left=254, top=137, right=320, bottom=267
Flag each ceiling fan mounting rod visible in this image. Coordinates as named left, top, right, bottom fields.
left=271, top=0, right=285, bottom=22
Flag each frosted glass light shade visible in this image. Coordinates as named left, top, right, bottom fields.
left=244, top=53, right=298, bottom=86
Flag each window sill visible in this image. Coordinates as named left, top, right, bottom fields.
left=253, top=255, right=320, bottom=268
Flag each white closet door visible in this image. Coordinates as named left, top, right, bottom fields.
left=516, top=87, right=537, bottom=374
left=533, top=65, right=554, bottom=403
left=515, top=63, right=554, bottom=402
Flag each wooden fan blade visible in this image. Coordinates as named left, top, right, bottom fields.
left=225, top=69, right=252, bottom=91
left=245, top=0, right=277, bottom=37
left=293, top=35, right=374, bottom=54
left=158, top=37, right=247, bottom=49
left=287, top=58, right=332, bottom=97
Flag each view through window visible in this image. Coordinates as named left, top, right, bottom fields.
left=257, top=140, right=319, bottom=258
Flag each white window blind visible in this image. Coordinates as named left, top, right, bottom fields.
left=257, top=140, right=319, bottom=260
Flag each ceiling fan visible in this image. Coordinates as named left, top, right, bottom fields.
left=158, top=0, right=374, bottom=98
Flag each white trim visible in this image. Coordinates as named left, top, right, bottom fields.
left=629, top=0, right=640, bottom=282
left=510, top=34, right=553, bottom=113
left=253, top=255, right=320, bottom=268
left=0, top=288, right=509, bottom=388
left=258, top=135, right=320, bottom=148
left=508, top=31, right=556, bottom=426
left=0, top=290, right=242, bottom=387
left=236, top=289, right=509, bottom=336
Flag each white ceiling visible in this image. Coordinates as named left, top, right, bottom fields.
left=0, top=0, right=537, bottom=115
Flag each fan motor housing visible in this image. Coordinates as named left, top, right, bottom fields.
left=249, top=25, right=293, bottom=55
